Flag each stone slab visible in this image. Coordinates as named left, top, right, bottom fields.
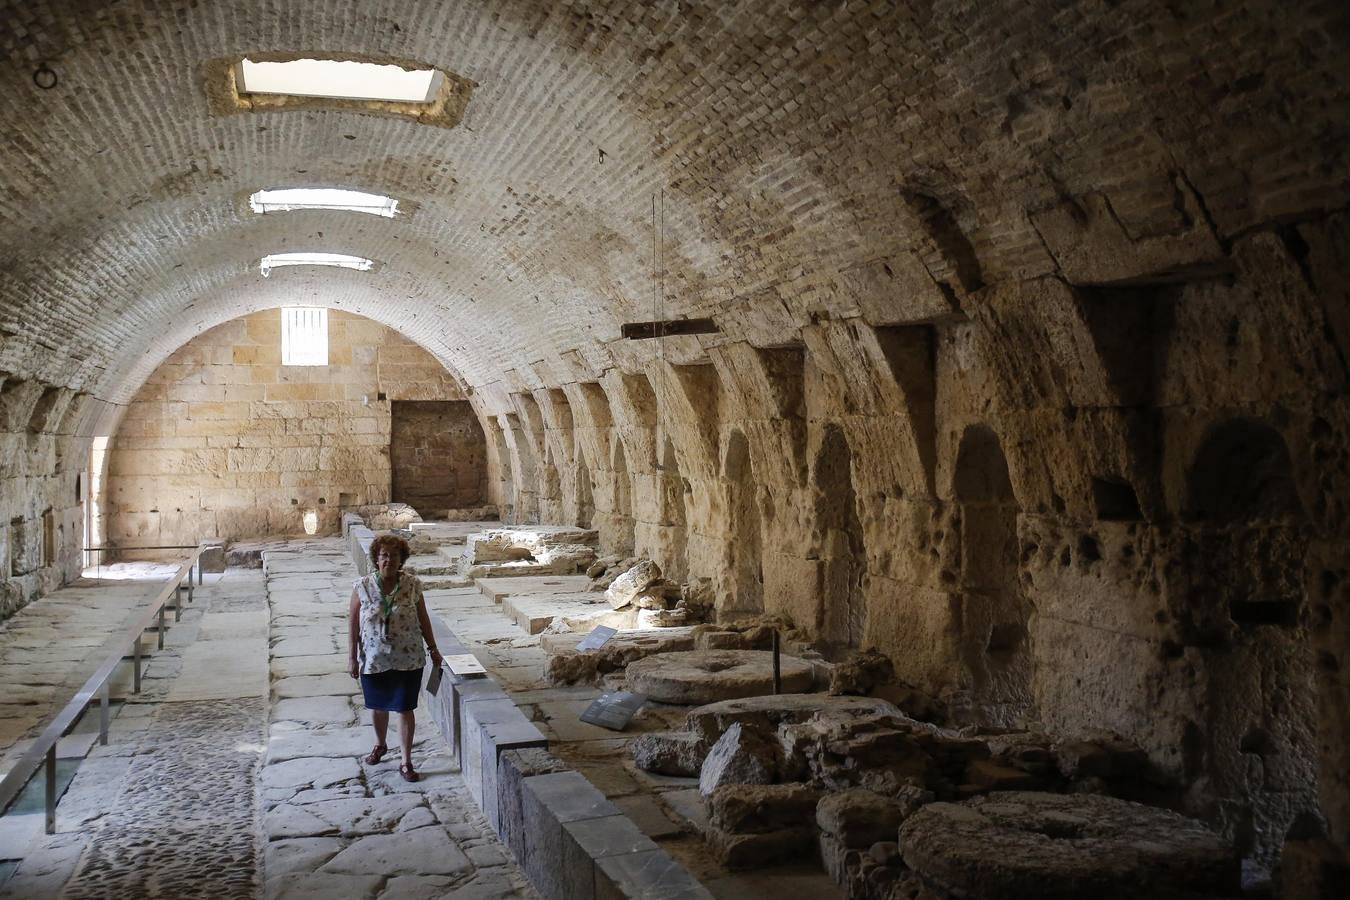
left=594, top=848, right=714, bottom=900
left=320, top=826, right=471, bottom=876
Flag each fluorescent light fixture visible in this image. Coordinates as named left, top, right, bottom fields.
left=238, top=57, right=443, bottom=103
left=282, top=307, right=329, bottom=366
left=260, top=252, right=373, bottom=277
left=250, top=187, right=398, bottom=217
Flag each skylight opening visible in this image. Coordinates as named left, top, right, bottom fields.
left=260, top=253, right=373, bottom=278
left=250, top=188, right=398, bottom=217
left=237, top=57, right=443, bottom=103
left=282, top=307, right=329, bottom=367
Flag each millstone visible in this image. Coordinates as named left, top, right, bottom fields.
left=898, top=791, right=1239, bottom=899
left=624, top=649, right=814, bottom=705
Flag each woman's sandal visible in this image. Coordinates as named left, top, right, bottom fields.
left=399, top=763, right=420, bottom=783
left=364, top=744, right=389, bottom=765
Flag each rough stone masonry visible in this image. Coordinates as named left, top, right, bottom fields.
left=0, top=1, right=1347, bottom=896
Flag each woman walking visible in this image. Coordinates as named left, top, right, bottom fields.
left=348, top=533, right=442, bottom=781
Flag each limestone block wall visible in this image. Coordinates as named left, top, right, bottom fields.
left=0, top=380, right=108, bottom=620
left=106, top=310, right=472, bottom=548
left=479, top=213, right=1350, bottom=871
left=389, top=400, right=488, bottom=516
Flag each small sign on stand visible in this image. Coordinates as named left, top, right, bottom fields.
left=579, top=690, right=647, bottom=731
left=577, top=625, right=618, bottom=652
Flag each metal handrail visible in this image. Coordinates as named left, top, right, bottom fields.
left=0, top=544, right=209, bottom=833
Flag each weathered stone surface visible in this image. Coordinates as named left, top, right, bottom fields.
left=631, top=730, right=708, bottom=776
left=709, top=783, right=821, bottom=834
left=817, top=788, right=906, bottom=847
left=605, top=559, right=663, bottom=609
left=686, top=694, right=906, bottom=745
left=626, top=650, right=814, bottom=705
left=708, top=825, right=817, bottom=871
left=264, top=804, right=341, bottom=840
left=699, top=722, right=777, bottom=796
left=320, top=827, right=472, bottom=876
left=261, top=757, right=361, bottom=790
left=899, top=792, right=1240, bottom=899
left=1052, top=733, right=1148, bottom=780
left=543, top=627, right=697, bottom=686
left=2, top=3, right=1347, bottom=885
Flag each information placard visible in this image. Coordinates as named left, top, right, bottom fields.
left=579, top=690, right=647, bottom=731
left=577, top=625, right=618, bottom=652
left=444, top=653, right=486, bottom=677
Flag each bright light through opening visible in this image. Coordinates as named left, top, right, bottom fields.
left=260, top=253, right=373, bottom=278
left=282, top=308, right=329, bottom=367
left=250, top=188, right=398, bottom=217
left=238, top=57, right=443, bottom=103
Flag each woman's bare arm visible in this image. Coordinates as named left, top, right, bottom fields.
left=347, top=588, right=361, bottom=678
left=414, top=586, right=442, bottom=667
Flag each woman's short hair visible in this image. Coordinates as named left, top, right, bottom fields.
left=369, top=534, right=411, bottom=566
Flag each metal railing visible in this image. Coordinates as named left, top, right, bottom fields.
left=0, top=545, right=209, bottom=833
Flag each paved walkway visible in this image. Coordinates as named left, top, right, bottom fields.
left=0, top=540, right=533, bottom=899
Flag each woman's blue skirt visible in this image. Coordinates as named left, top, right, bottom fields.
left=360, top=667, right=424, bottom=712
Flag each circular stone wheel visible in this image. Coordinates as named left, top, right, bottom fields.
left=624, top=649, right=814, bottom=705
left=899, top=792, right=1239, bottom=900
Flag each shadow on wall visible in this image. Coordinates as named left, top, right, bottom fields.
left=814, top=424, right=866, bottom=652
left=1178, top=418, right=1319, bottom=869
left=722, top=429, right=762, bottom=618
left=953, top=423, right=1034, bottom=728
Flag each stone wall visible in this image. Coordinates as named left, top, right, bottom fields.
left=0, top=0, right=1346, bottom=883
left=0, top=379, right=109, bottom=620
left=390, top=400, right=489, bottom=516
left=106, top=309, right=471, bottom=548
left=480, top=217, right=1350, bottom=872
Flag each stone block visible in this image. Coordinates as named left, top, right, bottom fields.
left=698, top=723, right=776, bottom=797
left=521, top=772, right=621, bottom=900
left=561, top=815, right=660, bottom=900
left=709, top=825, right=817, bottom=870
left=479, top=718, right=549, bottom=834
left=198, top=543, right=226, bottom=573
left=708, top=783, right=821, bottom=834
left=460, top=695, right=542, bottom=813
left=593, top=848, right=713, bottom=900
left=498, top=749, right=569, bottom=865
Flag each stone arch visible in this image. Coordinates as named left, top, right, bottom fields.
left=814, top=424, right=867, bottom=650
left=611, top=440, right=635, bottom=556
left=1186, top=419, right=1301, bottom=522
left=660, top=437, right=689, bottom=581
left=723, top=429, right=763, bottom=617
left=953, top=423, right=1033, bottom=726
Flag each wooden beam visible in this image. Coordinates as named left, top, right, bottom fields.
left=621, top=318, right=720, bottom=340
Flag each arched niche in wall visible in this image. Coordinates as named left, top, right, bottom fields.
left=660, top=437, right=689, bottom=582
left=1187, top=419, right=1301, bottom=524
left=723, top=429, right=763, bottom=616
left=574, top=450, right=595, bottom=530
left=814, top=424, right=867, bottom=651
left=539, top=444, right=563, bottom=523
left=952, top=423, right=1033, bottom=727
left=1179, top=418, right=1317, bottom=869
left=612, top=439, right=635, bottom=556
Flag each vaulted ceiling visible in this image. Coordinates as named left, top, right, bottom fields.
left=1, top=0, right=1345, bottom=406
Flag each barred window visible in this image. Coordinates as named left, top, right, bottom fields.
left=282, top=307, right=329, bottom=366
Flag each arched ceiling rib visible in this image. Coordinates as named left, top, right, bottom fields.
left=1, top=0, right=1346, bottom=409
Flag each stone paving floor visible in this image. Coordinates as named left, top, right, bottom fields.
left=0, top=540, right=534, bottom=899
